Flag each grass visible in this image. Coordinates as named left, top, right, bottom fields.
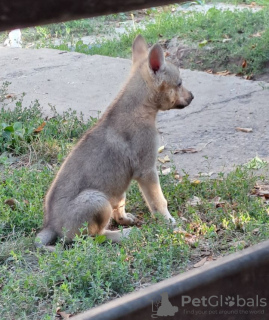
left=0, top=84, right=269, bottom=318
left=47, top=5, right=269, bottom=77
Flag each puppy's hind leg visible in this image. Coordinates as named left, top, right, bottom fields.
left=62, top=189, right=132, bottom=243
left=112, top=193, right=136, bottom=226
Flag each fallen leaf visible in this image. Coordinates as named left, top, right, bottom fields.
left=242, top=60, right=247, bottom=68
left=252, top=31, right=264, bottom=38
left=186, top=196, right=202, bottom=207
left=158, top=155, right=170, bottom=164
left=198, top=172, right=214, bottom=177
left=158, top=146, right=165, bottom=153
left=210, top=196, right=226, bottom=208
left=193, top=257, right=207, bottom=268
left=34, top=122, right=46, bottom=133
left=4, top=198, right=18, bottom=210
left=191, top=180, right=201, bottom=185
left=161, top=168, right=171, bottom=175
left=173, top=148, right=198, bottom=154
left=251, top=184, right=269, bottom=198
left=235, top=127, right=253, bottom=133
left=174, top=174, right=182, bottom=181
left=252, top=228, right=260, bottom=235
left=5, top=93, right=16, bottom=99
left=56, top=307, right=72, bottom=319
left=206, top=69, right=213, bottom=74
left=199, top=39, right=208, bottom=47
left=216, top=70, right=230, bottom=76
left=245, top=74, right=254, bottom=80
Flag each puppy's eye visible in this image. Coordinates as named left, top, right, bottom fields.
left=177, top=82, right=182, bottom=87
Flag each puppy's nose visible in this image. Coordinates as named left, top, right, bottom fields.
left=190, top=92, right=194, bottom=100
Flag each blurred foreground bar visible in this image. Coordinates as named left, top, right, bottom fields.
left=0, top=0, right=184, bottom=31
left=73, top=240, right=269, bottom=320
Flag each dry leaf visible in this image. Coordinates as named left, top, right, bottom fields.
left=56, top=307, right=72, bottom=319
left=210, top=196, right=226, bottom=208
left=235, top=127, right=253, bottom=133
left=252, top=31, right=263, bottom=38
left=252, top=228, right=260, bottom=235
left=245, top=74, right=254, bottom=80
left=5, top=93, right=16, bottom=99
left=186, top=196, right=202, bottom=207
left=198, top=172, right=214, bottom=177
left=174, top=174, right=182, bottom=181
left=4, top=198, right=18, bottom=210
left=242, top=60, right=247, bottom=68
left=193, top=257, right=207, bottom=268
left=252, top=184, right=269, bottom=198
left=34, top=122, right=46, bottom=133
left=158, top=155, right=170, bottom=164
left=191, top=180, right=201, bottom=185
left=206, top=69, right=213, bottom=74
left=173, top=148, right=198, bottom=154
left=216, top=70, right=230, bottom=76
left=158, top=146, right=165, bottom=153
left=161, top=168, right=171, bottom=175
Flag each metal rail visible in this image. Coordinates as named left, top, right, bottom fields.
left=73, top=240, right=269, bottom=320
left=0, top=0, right=185, bottom=32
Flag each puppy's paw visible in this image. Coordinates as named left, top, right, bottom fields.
left=126, top=212, right=137, bottom=224
left=117, top=213, right=136, bottom=226
left=121, top=227, right=133, bottom=239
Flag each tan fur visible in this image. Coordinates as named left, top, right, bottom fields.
left=35, top=35, right=194, bottom=249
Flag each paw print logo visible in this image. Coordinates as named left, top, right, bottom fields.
left=225, top=296, right=235, bottom=307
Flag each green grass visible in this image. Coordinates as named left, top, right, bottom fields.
left=1, top=2, right=269, bottom=76
left=0, top=82, right=97, bottom=161
left=0, top=87, right=269, bottom=318
left=52, top=6, right=269, bottom=77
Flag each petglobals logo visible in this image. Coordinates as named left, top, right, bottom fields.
left=181, top=295, right=267, bottom=308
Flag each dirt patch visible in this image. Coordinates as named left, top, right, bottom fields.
left=164, top=37, right=269, bottom=83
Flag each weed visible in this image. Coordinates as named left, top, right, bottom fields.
left=0, top=84, right=97, bottom=161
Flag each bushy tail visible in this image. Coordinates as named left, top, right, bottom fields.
left=35, top=227, right=57, bottom=251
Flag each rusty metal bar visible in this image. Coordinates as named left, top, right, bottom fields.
left=0, top=0, right=185, bottom=32
left=73, top=240, right=269, bottom=320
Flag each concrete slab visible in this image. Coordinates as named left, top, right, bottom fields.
left=1, top=47, right=269, bottom=176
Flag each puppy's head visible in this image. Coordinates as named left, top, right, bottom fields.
left=132, top=35, right=194, bottom=111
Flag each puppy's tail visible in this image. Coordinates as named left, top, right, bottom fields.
left=35, top=227, right=58, bottom=251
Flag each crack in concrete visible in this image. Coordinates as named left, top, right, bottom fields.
left=180, top=89, right=261, bottom=120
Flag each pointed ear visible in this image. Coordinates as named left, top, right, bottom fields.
left=132, top=35, right=148, bottom=64
left=148, top=44, right=165, bottom=73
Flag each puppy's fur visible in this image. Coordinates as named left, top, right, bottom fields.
left=35, top=35, right=194, bottom=249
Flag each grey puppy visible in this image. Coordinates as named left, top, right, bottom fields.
left=35, top=35, right=194, bottom=249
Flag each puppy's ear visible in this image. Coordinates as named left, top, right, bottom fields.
left=148, top=44, right=165, bottom=73
left=132, top=35, right=148, bottom=64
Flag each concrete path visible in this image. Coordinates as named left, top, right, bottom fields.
left=1, top=47, right=269, bottom=176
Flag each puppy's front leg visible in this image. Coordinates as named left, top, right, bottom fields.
left=136, top=169, right=176, bottom=224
